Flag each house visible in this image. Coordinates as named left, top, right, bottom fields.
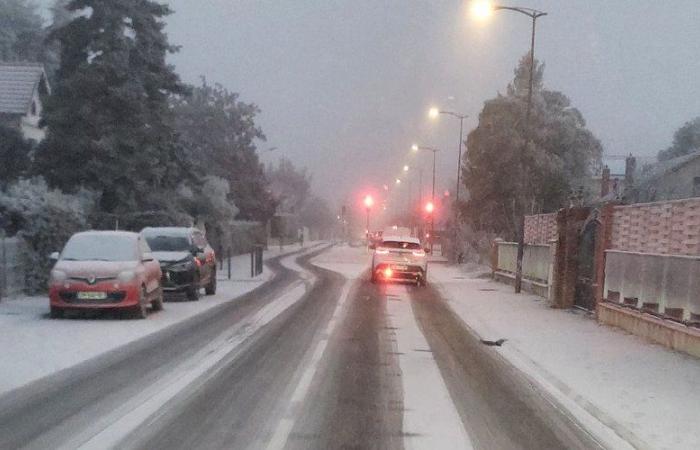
left=634, top=151, right=700, bottom=202
left=0, top=62, right=51, bottom=143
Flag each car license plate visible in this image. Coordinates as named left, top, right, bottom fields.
left=77, top=291, right=107, bottom=300
left=392, top=265, right=408, bottom=271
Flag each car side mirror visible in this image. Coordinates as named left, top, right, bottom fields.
left=50, top=252, right=59, bottom=262
left=424, top=247, right=431, bottom=254
left=190, top=245, right=200, bottom=256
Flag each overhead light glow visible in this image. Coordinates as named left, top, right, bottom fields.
left=428, top=107, right=440, bottom=119
left=471, top=0, right=494, bottom=20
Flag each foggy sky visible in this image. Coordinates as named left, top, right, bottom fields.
left=39, top=1, right=700, bottom=211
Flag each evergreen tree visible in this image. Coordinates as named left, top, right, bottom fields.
left=0, top=0, right=44, bottom=61
left=172, top=80, right=276, bottom=221
left=34, top=0, right=190, bottom=213
left=464, top=54, right=602, bottom=238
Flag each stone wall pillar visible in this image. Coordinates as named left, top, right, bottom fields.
left=594, top=203, right=616, bottom=309
left=551, top=207, right=591, bottom=308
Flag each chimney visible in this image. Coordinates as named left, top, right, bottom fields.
left=601, top=165, right=611, bottom=197
left=624, top=154, right=636, bottom=187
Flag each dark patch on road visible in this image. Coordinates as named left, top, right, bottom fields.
left=128, top=246, right=345, bottom=450
left=287, top=275, right=404, bottom=450
left=410, top=285, right=604, bottom=450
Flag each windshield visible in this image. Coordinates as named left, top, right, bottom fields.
left=144, top=235, right=191, bottom=252
left=61, top=235, right=137, bottom=262
left=380, top=241, right=421, bottom=250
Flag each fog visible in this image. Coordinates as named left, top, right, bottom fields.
left=39, top=0, right=700, bottom=208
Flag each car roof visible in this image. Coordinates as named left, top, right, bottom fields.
left=73, top=230, right=139, bottom=239
left=141, top=227, right=200, bottom=236
left=381, top=235, right=420, bottom=244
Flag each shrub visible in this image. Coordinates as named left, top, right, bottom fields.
left=0, top=177, right=95, bottom=293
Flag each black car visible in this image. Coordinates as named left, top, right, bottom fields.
left=141, top=227, right=217, bottom=300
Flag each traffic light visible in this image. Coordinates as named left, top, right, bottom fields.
left=425, top=201, right=434, bottom=214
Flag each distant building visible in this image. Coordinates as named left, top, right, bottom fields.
left=634, top=151, right=700, bottom=202
left=0, top=62, right=51, bottom=143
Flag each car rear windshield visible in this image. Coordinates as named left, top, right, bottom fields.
left=61, top=235, right=137, bottom=261
left=380, top=241, right=421, bottom=250
left=144, top=235, right=191, bottom=252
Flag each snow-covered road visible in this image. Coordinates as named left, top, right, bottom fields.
left=1, top=244, right=696, bottom=450
left=0, top=244, right=312, bottom=395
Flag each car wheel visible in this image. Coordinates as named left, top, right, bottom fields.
left=132, top=287, right=148, bottom=319
left=50, top=306, right=64, bottom=319
left=187, top=277, right=200, bottom=301
left=151, top=288, right=164, bottom=311
left=205, top=269, right=217, bottom=295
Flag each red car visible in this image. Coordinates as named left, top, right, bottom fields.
left=49, top=231, right=163, bottom=319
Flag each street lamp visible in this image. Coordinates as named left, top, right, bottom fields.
left=412, top=144, right=440, bottom=253
left=363, top=194, right=374, bottom=247
left=430, top=107, right=468, bottom=263
left=471, top=1, right=547, bottom=294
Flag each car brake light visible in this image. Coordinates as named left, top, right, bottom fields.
left=412, top=250, right=426, bottom=257
left=384, top=267, right=393, bottom=278
left=376, top=248, right=389, bottom=254
left=194, top=258, right=202, bottom=267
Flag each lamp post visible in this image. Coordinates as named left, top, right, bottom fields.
left=412, top=144, right=440, bottom=252
left=363, top=195, right=374, bottom=248
left=472, top=1, right=547, bottom=293
left=430, top=107, right=468, bottom=262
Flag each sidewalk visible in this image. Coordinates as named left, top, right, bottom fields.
left=430, top=263, right=700, bottom=450
left=0, top=243, right=311, bottom=396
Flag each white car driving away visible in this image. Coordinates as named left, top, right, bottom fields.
left=371, top=235, right=428, bottom=286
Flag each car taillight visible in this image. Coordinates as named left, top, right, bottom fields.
left=412, top=250, right=426, bottom=257
left=384, top=267, right=393, bottom=278
left=376, top=248, right=389, bottom=254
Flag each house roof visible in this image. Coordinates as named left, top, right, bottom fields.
left=0, top=62, right=49, bottom=115
left=639, top=150, right=700, bottom=183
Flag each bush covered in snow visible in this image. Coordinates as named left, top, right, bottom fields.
left=0, top=178, right=96, bottom=293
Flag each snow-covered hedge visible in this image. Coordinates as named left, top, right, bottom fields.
left=0, top=178, right=96, bottom=294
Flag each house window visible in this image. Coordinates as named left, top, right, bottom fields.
left=31, top=101, right=37, bottom=116
left=693, top=177, right=700, bottom=197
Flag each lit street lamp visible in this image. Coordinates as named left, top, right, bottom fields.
left=471, top=1, right=547, bottom=294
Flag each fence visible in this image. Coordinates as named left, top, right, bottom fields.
left=604, top=250, right=700, bottom=323
left=493, top=240, right=554, bottom=298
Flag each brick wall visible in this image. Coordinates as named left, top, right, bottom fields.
left=610, top=198, right=700, bottom=256
left=524, top=213, right=558, bottom=244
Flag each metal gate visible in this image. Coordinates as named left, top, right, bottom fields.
left=574, top=217, right=598, bottom=311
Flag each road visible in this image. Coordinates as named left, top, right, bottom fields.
left=0, top=245, right=605, bottom=450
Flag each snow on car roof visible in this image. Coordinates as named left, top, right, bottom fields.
left=382, top=235, right=420, bottom=244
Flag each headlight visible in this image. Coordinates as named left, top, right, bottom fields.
left=50, top=270, right=67, bottom=283
left=118, top=270, right=136, bottom=282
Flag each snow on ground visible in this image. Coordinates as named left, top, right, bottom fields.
left=430, top=263, right=700, bottom=450
left=0, top=244, right=313, bottom=396
left=309, top=243, right=370, bottom=279
left=386, top=283, right=473, bottom=450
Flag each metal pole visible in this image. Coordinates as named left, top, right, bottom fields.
left=250, top=249, right=254, bottom=278
left=515, top=14, right=539, bottom=294
left=227, top=249, right=231, bottom=280
left=454, top=116, right=465, bottom=263
left=431, top=150, right=436, bottom=253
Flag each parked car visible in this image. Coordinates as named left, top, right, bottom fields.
left=49, top=231, right=163, bottom=319
left=370, top=235, right=429, bottom=286
left=141, top=227, right=216, bottom=300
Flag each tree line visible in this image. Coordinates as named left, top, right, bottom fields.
left=1, top=0, right=333, bottom=231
